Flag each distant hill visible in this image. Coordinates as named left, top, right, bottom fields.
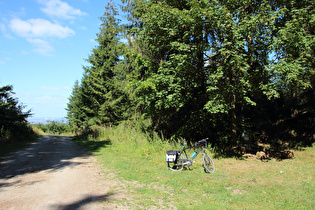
left=28, top=117, right=67, bottom=124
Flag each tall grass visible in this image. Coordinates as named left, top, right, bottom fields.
left=75, top=123, right=315, bottom=209
left=0, top=124, right=41, bottom=157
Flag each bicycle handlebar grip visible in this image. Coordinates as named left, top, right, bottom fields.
left=198, top=138, right=209, bottom=143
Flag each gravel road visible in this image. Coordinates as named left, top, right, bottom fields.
left=0, top=135, right=127, bottom=209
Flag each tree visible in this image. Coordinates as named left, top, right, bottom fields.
left=128, top=0, right=213, bottom=140
left=202, top=0, right=279, bottom=148
left=0, top=85, right=32, bottom=142
left=66, top=80, right=86, bottom=131
left=67, top=0, right=314, bottom=153
left=127, top=0, right=278, bottom=146
left=66, top=1, right=134, bottom=130
left=266, top=0, right=315, bottom=146
left=82, top=2, right=121, bottom=125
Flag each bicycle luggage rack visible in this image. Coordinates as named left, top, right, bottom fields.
left=166, top=150, right=180, bottom=163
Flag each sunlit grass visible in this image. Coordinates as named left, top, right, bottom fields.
left=76, top=124, right=315, bottom=209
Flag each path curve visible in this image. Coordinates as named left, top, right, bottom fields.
left=0, top=135, right=127, bottom=209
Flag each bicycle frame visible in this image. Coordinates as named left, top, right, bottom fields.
left=180, top=143, right=205, bottom=161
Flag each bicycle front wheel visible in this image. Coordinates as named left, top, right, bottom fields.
left=203, top=152, right=215, bottom=173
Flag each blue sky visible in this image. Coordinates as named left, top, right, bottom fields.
left=0, top=0, right=125, bottom=121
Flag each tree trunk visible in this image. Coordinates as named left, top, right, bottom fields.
left=230, top=74, right=237, bottom=146
left=291, top=86, right=299, bottom=118
left=231, top=92, right=237, bottom=146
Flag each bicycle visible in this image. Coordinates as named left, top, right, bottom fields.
left=166, top=138, right=215, bottom=173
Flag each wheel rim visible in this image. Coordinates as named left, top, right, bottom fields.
left=203, top=153, right=215, bottom=173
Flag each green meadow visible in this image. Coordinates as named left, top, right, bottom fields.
left=75, top=124, right=315, bottom=209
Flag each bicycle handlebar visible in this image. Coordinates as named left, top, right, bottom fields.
left=198, top=138, right=209, bottom=143
left=191, top=138, right=209, bottom=147
left=197, top=138, right=209, bottom=148
left=180, top=138, right=209, bottom=148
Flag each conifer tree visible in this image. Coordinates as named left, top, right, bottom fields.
left=67, top=2, right=132, bottom=128
left=66, top=80, right=86, bottom=130
left=0, top=85, right=32, bottom=142
left=81, top=3, right=120, bottom=125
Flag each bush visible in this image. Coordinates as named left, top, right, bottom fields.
left=0, top=122, right=38, bottom=143
left=33, top=121, right=72, bottom=134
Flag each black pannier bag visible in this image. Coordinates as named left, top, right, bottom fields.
left=166, top=150, right=180, bottom=163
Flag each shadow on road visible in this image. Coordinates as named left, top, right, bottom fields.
left=50, top=194, right=111, bottom=210
left=0, top=135, right=109, bottom=180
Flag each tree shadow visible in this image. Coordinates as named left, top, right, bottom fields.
left=50, top=194, right=111, bottom=210
left=73, top=138, right=112, bottom=154
left=0, top=180, right=21, bottom=189
left=0, top=135, right=110, bottom=180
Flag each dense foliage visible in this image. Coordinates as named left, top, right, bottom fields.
left=33, top=121, right=72, bottom=135
left=67, top=0, right=314, bottom=155
left=0, top=85, right=34, bottom=143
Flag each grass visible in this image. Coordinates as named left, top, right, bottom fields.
left=74, top=123, right=315, bottom=209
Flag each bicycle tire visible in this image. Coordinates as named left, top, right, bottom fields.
left=203, top=152, right=215, bottom=173
left=168, top=154, right=185, bottom=171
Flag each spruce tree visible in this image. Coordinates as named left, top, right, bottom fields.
left=66, top=2, right=133, bottom=128
left=66, top=80, right=86, bottom=130
left=81, top=2, right=121, bottom=125
left=0, top=85, right=32, bottom=142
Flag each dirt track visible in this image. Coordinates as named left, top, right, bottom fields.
left=0, top=135, right=127, bottom=209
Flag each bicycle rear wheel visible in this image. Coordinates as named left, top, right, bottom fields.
left=203, top=152, right=215, bottom=173
left=168, top=154, right=185, bottom=171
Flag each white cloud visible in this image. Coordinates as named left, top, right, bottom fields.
left=27, top=38, right=53, bottom=55
left=0, top=20, right=14, bottom=39
left=0, top=56, right=11, bottom=65
left=37, top=95, right=65, bottom=101
left=0, top=23, right=6, bottom=32
left=19, top=93, right=67, bottom=101
left=40, top=86, right=71, bottom=91
left=20, top=93, right=66, bottom=103
left=79, top=26, right=87, bottom=30
left=9, top=18, right=75, bottom=38
left=39, top=0, right=87, bottom=19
